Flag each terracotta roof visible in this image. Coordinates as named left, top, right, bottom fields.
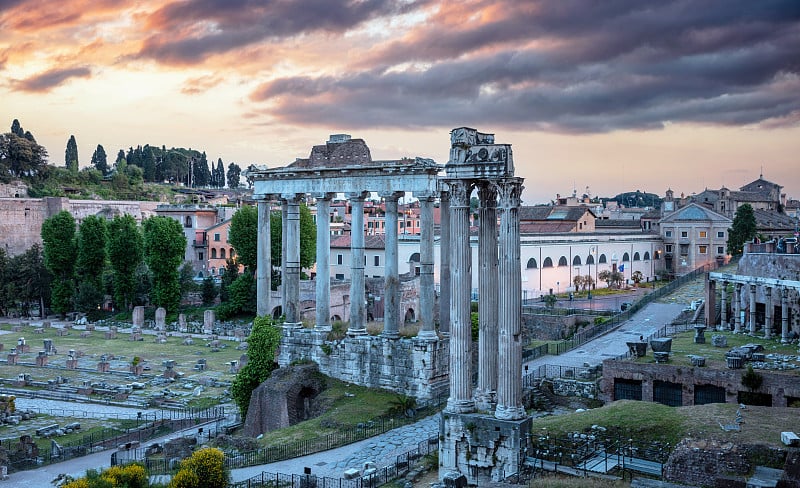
left=519, top=205, right=594, bottom=222
left=331, top=234, right=386, bottom=249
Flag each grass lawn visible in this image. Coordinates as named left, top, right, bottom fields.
left=531, top=400, right=798, bottom=448
left=257, top=379, right=404, bottom=448
left=634, top=329, right=799, bottom=370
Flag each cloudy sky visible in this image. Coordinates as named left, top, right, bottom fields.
left=2, top=0, right=799, bottom=203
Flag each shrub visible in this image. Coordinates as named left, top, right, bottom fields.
left=169, top=448, right=228, bottom=488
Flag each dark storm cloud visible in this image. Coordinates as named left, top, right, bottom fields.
left=251, top=0, right=800, bottom=132
left=13, top=66, right=92, bottom=92
left=137, top=0, right=430, bottom=64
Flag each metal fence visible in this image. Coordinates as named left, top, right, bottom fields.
left=230, top=436, right=439, bottom=488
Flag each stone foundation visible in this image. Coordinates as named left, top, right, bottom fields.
left=278, top=328, right=448, bottom=400
left=439, top=412, right=531, bottom=485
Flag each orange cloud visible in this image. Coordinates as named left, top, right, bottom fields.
left=12, top=65, right=92, bottom=92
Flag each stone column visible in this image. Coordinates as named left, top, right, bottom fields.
left=256, top=199, right=272, bottom=317
left=781, top=287, right=790, bottom=343
left=314, top=193, right=334, bottom=331
left=418, top=194, right=437, bottom=340
left=381, top=192, right=403, bottom=338
left=764, top=286, right=773, bottom=339
left=720, top=281, right=728, bottom=331
left=445, top=179, right=474, bottom=414
left=495, top=178, right=525, bottom=421
left=749, top=284, right=757, bottom=335
left=475, top=182, right=498, bottom=409
left=705, top=277, right=716, bottom=330
left=347, top=192, right=368, bottom=336
left=283, top=194, right=301, bottom=327
left=281, top=200, right=288, bottom=318
left=733, top=283, right=743, bottom=333
left=439, top=188, right=451, bottom=335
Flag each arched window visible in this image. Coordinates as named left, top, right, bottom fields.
left=220, top=248, right=226, bottom=259
left=211, top=248, right=217, bottom=259
left=558, top=256, right=568, bottom=267
left=598, top=254, right=607, bottom=264
left=622, top=252, right=630, bottom=262
left=409, top=252, right=420, bottom=262
left=543, top=257, right=553, bottom=268
left=586, top=254, right=595, bottom=265
left=573, top=256, right=582, bottom=266
left=633, top=252, right=640, bottom=261
left=643, top=251, right=650, bottom=261
left=184, top=216, right=192, bottom=228
left=526, top=258, right=538, bottom=269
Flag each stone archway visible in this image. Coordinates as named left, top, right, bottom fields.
left=405, top=308, right=416, bottom=323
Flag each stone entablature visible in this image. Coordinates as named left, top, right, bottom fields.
left=277, top=329, right=448, bottom=400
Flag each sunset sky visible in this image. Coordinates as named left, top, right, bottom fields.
left=2, top=0, right=799, bottom=204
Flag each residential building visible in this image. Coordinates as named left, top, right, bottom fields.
left=658, top=202, right=732, bottom=276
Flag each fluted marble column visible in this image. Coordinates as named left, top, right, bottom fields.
left=749, top=284, right=757, bottom=335
left=347, top=192, right=368, bottom=336
left=281, top=200, right=288, bottom=319
left=314, top=193, right=334, bottom=331
left=495, top=178, right=525, bottom=421
left=475, top=183, right=498, bottom=409
left=283, top=194, right=301, bottom=327
left=781, top=287, right=790, bottom=343
left=764, top=287, right=773, bottom=339
left=256, top=199, right=272, bottom=317
left=734, top=283, right=743, bottom=333
left=381, top=192, right=403, bottom=338
left=720, top=281, right=728, bottom=331
left=418, top=194, right=437, bottom=340
left=445, top=179, right=474, bottom=414
left=439, top=188, right=451, bottom=335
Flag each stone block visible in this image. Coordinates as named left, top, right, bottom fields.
left=155, top=307, right=166, bottom=330
left=132, top=306, right=144, bottom=328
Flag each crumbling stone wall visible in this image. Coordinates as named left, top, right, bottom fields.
left=279, top=329, right=448, bottom=401
left=243, top=363, right=327, bottom=437
left=522, top=313, right=596, bottom=341
left=664, top=439, right=787, bottom=487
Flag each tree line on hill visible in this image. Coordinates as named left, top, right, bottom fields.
left=0, top=118, right=247, bottom=191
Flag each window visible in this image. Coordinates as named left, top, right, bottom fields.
left=219, top=268, right=225, bottom=276
left=214, top=233, right=220, bottom=241
left=586, top=254, right=595, bottom=265
left=665, top=230, right=672, bottom=237
left=526, top=258, right=538, bottom=269
left=598, top=254, right=607, bottom=264
left=643, top=252, right=650, bottom=261
left=622, top=252, right=630, bottom=262
left=543, top=257, right=553, bottom=268
left=681, top=231, right=688, bottom=238
left=367, top=222, right=373, bottom=229
left=680, top=244, right=689, bottom=256
left=220, top=248, right=226, bottom=259
left=335, top=273, right=344, bottom=280
left=198, top=252, right=204, bottom=261
left=699, top=231, right=707, bottom=238
left=665, top=245, right=673, bottom=253
left=699, top=245, right=708, bottom=254
left=717, top=246, right=725, bottom=254
left=717, top=231, right=725, bottom=238
left=184, top=216, right=192, bottom=228
left=573, top=256, right=582, bottom=266
left=633, top=252, right=640, bottom=261
left=374, top=255, right=380, bottom=266
left=337, top=254, right=343, bottom=265
left=409, top=252, right=420, bottom=262
left=211, top=249, right=217, bottom=259
left=558, top=256, right=568, bottom=267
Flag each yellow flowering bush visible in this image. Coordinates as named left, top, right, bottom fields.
left=169, top=447, right=228, bottom=488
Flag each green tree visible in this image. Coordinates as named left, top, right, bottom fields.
left=75, top=215, right=108, bottom=314
left=201, top=276, right=217, bottom=305
left=217, top=272, right=256, bottom=319
left=228, top=205, right=257, bottom=271
left=226, top=162, right=241, bottom=188
left=727, top=203, right=757, bottom=255
left=10, top=119, right=23, bottom=137
left=0, top=129, right=48, bottom=181
left=41, top=211, right=77, bottom=316
left=230, top=315, right=281, bottom=417
left=269, top=204, right=317, bottom=271
left=11, top=244, right=50, bottom=317
left=65, top=135, right=79, bottom=172
left=90, top=144, right=108, bottom=175
left=143, top=216, right=186, bottom=313
left=107, top=215, right=143, bottom=311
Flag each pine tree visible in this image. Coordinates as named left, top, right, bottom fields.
left=215, top=159, right=225, bottom=188
left=65, top=135, right=79, bottom=171
left=90, top=144, right=108, bottom=175
left=10, top=119, right=24, bottom=137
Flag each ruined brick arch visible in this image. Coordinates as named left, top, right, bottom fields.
left=405, top=307, right=416, bottom=323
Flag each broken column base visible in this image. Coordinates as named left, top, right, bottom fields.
left=439, top=412, right=531, bottom=485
